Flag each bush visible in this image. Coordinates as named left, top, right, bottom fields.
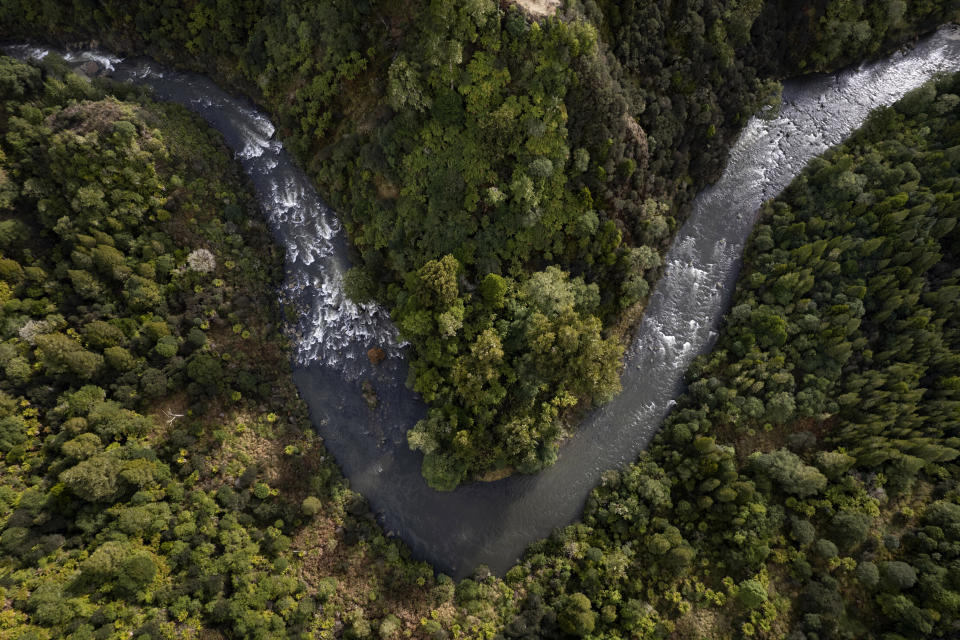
left=379, top=614, right=402, bottom=639
left=301, top=496, right=322, bottom=517
left=737, top=579, right=768, bottom=609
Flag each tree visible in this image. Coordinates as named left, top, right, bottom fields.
left=881, top=561, right=917, bottom=592
left=829, top=511, right=871, bottom=551
left=414, top=254, right=460, bottom=308
left=34, top=333, right=103, bottom=379
left=87, top=402, right=151, bottom=441
left=186, top=354, right=223, bottom=391
left=379, top=614, right=402, bottom=639
left=737, top=579, right=767, bottom=610
left=0, top=415, right=28, bottom=452
left=124, top=275, right=163, bottom=311
left=420, top=451, right=464, bottom=492
left=60, top=433, right=102, bottom=460
left=558, top=592, right=596, bottom=637
left=59, top=454, right=121, bottom=502
left=301, top=496, right=323, bottom=517
left=0, top=55, right=40, bottom=98
left=115, top=552, right=159, bottom=596
left=790, top=518, right=816, bottom=547
left=387, top=55, right=429, bottom=112
left=748, top=448, right=827, bottom=498
left=103, top=345, right=135, bottom=371
left=815, top=450, right=855, bottom=480
left=856, top=561, right=880, bottom=589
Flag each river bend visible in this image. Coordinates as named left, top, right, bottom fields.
left=6, top=26, right=960, bottom=577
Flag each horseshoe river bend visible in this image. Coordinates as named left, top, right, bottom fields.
left=7, top=24, right=960, bottom=578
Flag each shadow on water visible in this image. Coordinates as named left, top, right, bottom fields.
left=7, top=25, right=960, bottom=577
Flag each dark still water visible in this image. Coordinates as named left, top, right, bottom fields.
left=7, top=25, right=960, bottom=577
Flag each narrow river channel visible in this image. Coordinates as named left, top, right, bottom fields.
left=7, top=25, right=960, bottom=577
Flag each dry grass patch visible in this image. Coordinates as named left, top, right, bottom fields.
left=670, top=605, right=729, bottom=639
left=513, top=0, right=561, bottom=17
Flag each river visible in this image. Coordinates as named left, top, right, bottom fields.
left=6, top=25, right=960, bottom=577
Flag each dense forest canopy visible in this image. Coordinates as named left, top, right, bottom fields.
left=2, top=2, right=960, bottom=639
left=4, top=0, right=957, bottom=488
left=0, top=53, right=455, bottom=640
left=502, top=68, right=960, bottom=640
left=3, top=52, right=960, bottom=640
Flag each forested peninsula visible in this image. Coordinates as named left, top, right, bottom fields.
left=2, top=1, right=960, bottom=639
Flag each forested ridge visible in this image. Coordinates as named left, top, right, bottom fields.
left=2, top=0, right=956, bottom=488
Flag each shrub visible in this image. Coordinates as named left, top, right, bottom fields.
left=301, top=496, right=322, bottom=517
left=737, top=579, right=768, bottom=609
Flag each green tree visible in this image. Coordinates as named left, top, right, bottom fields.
left=558, top=592, right=596, bottom=637
left=737, top=579, right=767, bottom=610
left=748, top=448, right=827, bottom=498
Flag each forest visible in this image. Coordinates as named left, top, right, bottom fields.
left=3, top=0, right=956, bottom=488
left=0, top=1, right=959, bottom=639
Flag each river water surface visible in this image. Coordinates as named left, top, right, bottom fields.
left=7, top=26, right=960, bottom=577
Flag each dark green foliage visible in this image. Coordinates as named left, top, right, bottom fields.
left=856, top=561, right=880, bottom=589
left=791, top=517, right=817, bottom=548
left=749, top=448, right=827, bottom=497
left=829, top=511, right=871, bottom=551
left=881, top=561, right=918, bottom=591
left=0, top=54, right=40, bottom=98
left=737, top=579, right=768, bottom=610
left=405, top=259, right=623, bottom=488
left=748, top=0, right=960, bottom=74
left=557, top=592, right=596, bottom=636
left=494, top=71, right=960, bottom=640
left=0, top=0, right=656, bottom=488
left=813, top=538, right=839, bottom=560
